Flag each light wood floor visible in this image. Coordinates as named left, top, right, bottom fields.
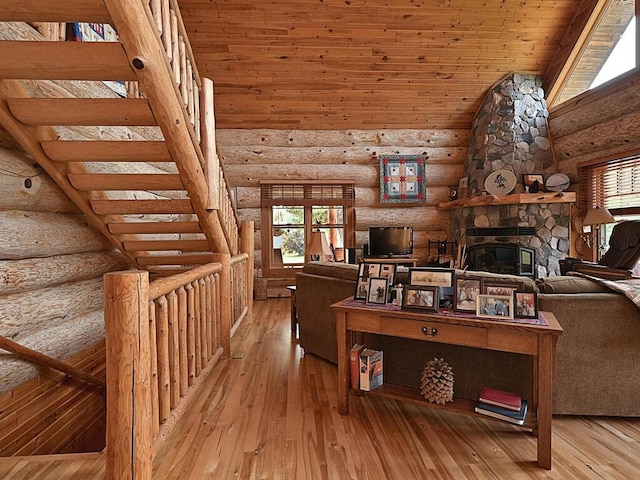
left=1, top=298, right=639, bottom=479
left=152, top=298, right=640, bottom=479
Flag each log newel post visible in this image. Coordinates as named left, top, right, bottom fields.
left=240, top=220, right=255, bottom=315
left=105, top=270, right=153, bottom=480
left=200, top=77, right=219, bottom=211
left=211, top=253, right=232, bottom=358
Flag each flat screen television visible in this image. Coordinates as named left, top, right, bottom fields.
left=367, top=226, right=413, bottom=257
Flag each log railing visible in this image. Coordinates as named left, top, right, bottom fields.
left=104, top=248, right=254, bottom=479
left=144, top=0, right=240, bottom=253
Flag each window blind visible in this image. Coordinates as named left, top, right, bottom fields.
left=579, top=154, right=640, bottom=212
left=260, top=181, right=355, bottom=207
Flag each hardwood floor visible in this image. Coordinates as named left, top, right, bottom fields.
left=152, top=298, right=640, bottom=479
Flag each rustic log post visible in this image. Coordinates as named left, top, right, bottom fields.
left=200, top=77, right=219, bottom=210
left=240, top=220, right=255, bottom=315
left=177, top=286, right=188, bottom=396
left=212, top=253, right=232, bottom=358
left=104, top=270, right=152, bottom=480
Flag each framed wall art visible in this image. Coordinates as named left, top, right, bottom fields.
left=379, top=154, right=426, bottom=204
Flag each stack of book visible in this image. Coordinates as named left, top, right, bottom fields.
left=474, top=387, right=528, bottom=425
left=349, top=343, right=383, bottom=391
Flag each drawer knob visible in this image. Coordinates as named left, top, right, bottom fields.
left=422, top=326, right=438, bottom=337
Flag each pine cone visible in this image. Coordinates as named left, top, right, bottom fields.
left=420, top=357, right=454, bottom=405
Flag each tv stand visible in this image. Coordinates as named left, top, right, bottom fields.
left=362, top=256, right=419, bottom=268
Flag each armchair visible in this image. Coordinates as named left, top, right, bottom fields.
left=560, top=220, right=640, bottom=279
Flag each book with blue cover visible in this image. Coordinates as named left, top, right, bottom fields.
left=474, top=399, right=528, bottom=426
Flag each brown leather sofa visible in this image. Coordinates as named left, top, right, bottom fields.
left=295, top=261, right=640, bottom=416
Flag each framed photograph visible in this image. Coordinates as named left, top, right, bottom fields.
left=402, top=285, right=439, bottom=312
left=476, top=294, right=514, bottom=320
left=454, top=276, right=483, bottom=312
left=514, top=292, right=538, bottom=319
left=523, top=174, right=545, bottom=193
left=354, top=262, right=383, bottom=300
left=483, top=280, right=523, bottom=297
left=409, top=267, right=455, bottom=288
left=379, top=263, right=397, bottom=285
left=366, top=277, right=389, bottom=305
left=458, top=176, right=469, bottom=199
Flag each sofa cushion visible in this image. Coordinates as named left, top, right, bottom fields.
left=302, top=261, right=359, bottom=281
left=456, top=269, right=538, bottom=293
left=536, top=276, right=611, bottom=294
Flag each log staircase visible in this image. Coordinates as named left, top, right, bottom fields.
left=0, top=0, right=239, bottom=277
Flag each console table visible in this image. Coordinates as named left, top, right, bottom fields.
left=331, top=299, right=563, bottom=469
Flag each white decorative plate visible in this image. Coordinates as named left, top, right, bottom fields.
left=484, top=170, right=517, bottom=196
left=546, top=173, right=571, bottom=192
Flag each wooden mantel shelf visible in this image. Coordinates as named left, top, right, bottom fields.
left=438, top=191, right=576, bottom=210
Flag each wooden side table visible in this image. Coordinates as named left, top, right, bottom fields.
left=331, top=298, right=563, bottom=469
left=286, top=285, right=297, bottom=334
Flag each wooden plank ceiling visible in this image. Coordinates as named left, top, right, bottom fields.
left=178, top=0, right=581, bottom=130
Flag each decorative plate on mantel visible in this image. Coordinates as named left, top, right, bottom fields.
left=484, top=170, right=517, bottom=196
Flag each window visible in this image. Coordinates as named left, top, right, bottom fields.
left=579, top=152, right=640, bottom=253
left=260, top=180, right=355, bottom=278
left=579, top=152, right=640, bottom=212
left=550, top=0, right=637, bottom=106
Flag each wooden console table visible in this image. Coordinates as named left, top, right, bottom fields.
left=331, top=299, right=563, bottom=469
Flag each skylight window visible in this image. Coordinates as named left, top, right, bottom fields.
left=590, top=18, right=636, bottom=88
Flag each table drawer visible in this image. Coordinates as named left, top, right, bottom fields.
left=379, top=317, right=487, bottom=348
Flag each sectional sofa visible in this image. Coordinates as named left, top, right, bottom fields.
left=295, top=261, right=640, bottom=416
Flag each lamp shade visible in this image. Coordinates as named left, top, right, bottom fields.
left=306, top=231, right=333, bottom=258
left=583, top=206, right=615, bottom=226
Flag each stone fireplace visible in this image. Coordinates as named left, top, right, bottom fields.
left=449, top=73, right=571, bottom=277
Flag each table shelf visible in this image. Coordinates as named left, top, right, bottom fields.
left=358, top=383, right=536, bottom=430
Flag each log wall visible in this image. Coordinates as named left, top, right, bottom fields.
left=218, top=128, right=469, bottom=294
left=0, top=145, right=129, bottom=455
left=549, top=70, right=640, bottom=182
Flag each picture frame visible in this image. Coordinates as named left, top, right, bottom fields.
left=409, top=267, right=455, bottom=288
left=523, top=174, right=545, bottom=193
left=454, top=276, right=483, bottom=312
left=402, top=285, right=439, bottom=312
left=476, top=294, right=514, bottom=320
left=514, top=292, right=538, bottom=319
left=458, top=176, right=469, bottom=199
left=366, top=277, right=389, bottom=305
left=379, top=263, right=397, bottom=285
left=354, top=262, right=384, bottom=300
left=483, top=280, right=523, bottom=297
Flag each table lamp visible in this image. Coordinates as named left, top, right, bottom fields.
left=582, top=206, right=616, bottom=261
left=306, top=231, right=334, bottom=262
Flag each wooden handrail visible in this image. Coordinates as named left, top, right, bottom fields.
left=0, top=335, right=105, bottom=389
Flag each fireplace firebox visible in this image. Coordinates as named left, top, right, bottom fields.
left=466, top=243, right=535, bottom=279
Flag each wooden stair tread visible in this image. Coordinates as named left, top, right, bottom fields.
left=68, top=173, right=185, bottom=191
left=0, top=0, right=111, bottom=23
left=108, top=222, right=203, bottom=235
left=0, top=41, right=135, bottom=81
left=43, top=141, right=173, bottom=163
left=136, top=254, right=213, bottom=266
left=7, top=98, right=157, bottom=126
left=91, top=199, right=195, bottom=215
left=123, top=239, right=210, bottom=252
